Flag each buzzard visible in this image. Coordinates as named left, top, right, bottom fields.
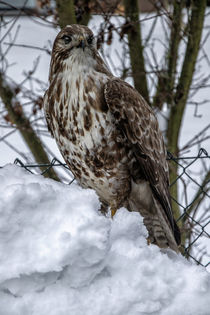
left=44, top=24, right=181, bottom=252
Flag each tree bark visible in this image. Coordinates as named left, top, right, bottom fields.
left=167, top=0, right=184, bottom=105
left=55, top=0, right=90, bottom=27
left=153, top=1, right=184, bottom=109
left=123, top=0, right=149, bottom=104
left=55, top=0, right=76, bottom=28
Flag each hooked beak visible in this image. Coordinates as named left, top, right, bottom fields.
left=77, top=37, right=85, bottom=51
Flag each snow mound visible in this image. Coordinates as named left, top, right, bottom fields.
left=0, top=165, right=209, bottom=315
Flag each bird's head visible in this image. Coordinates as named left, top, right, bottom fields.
left=52, top=24, right=96, bottom=61
left=49, top=24, right=110, bottom=81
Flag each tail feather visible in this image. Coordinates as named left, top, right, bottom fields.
left=173, top=219, right=181, bottom=246
left=128, top=179, right=180, bottom=253
left=153, top=197, right=180, bottom=252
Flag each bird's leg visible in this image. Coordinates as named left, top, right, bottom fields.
left=99, top=200, right=117, bottom=218
left=111, top=208, right=118, bottom=218
left=147, top=237, right=151, bottom=245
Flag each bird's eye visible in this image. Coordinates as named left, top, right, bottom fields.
left=87, top=35, right=94, bottom=45
left=62, top=35, right=72, bottom=45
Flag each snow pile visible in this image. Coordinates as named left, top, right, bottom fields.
left=0, top=165, right=209, bottom=315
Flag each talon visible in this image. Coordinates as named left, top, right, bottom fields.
left=111, top=208, right=117, bottom=218
left=147, top=237, right=151, bottom=245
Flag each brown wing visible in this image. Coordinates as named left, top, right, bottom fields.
left=43, top=89, right=54, bottom=138
left=104, top=78, right=180, bottom=245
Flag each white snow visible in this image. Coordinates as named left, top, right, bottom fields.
left=0, top=165, right=209, bottom=315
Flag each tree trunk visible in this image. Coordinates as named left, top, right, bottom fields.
left=55, top=0, right=90, bottom=27
left=123, top=0, right=149, bottom=104
left=55, top=0, right=76, bottom=28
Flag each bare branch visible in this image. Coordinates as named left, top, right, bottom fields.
left=0, top=72, right=60, bottom=181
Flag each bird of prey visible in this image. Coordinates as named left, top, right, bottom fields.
left=43, top=24, right=181, bottom=252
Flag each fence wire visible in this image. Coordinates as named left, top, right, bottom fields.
left=13, top=148, right=210, bottom=268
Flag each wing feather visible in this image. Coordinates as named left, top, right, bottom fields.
left=43, top=90, right=54, bottom=138
left=104, top=78, right=180, bottom=245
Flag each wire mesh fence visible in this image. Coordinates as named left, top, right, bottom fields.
left=12, top=148, right=210, bottom=268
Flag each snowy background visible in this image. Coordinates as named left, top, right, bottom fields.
left=0, top=164, right=210, bottom=315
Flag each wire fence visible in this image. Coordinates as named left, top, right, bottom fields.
left=12, top=148, right=210, bottom=268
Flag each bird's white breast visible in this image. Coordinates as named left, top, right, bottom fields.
left=51, top=57, right=120, bottom=197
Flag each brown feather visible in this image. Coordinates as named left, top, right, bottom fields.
left=43, top=24, right=181, bottom=252
left=104, top=78, right=181, bottom=248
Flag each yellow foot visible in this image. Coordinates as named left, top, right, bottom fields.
left=147, top=237, right=151, bottom=245
left=111, top=208, right=117, bottom=218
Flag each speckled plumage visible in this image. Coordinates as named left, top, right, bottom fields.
left=43, top=24, right=181, bottom=252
